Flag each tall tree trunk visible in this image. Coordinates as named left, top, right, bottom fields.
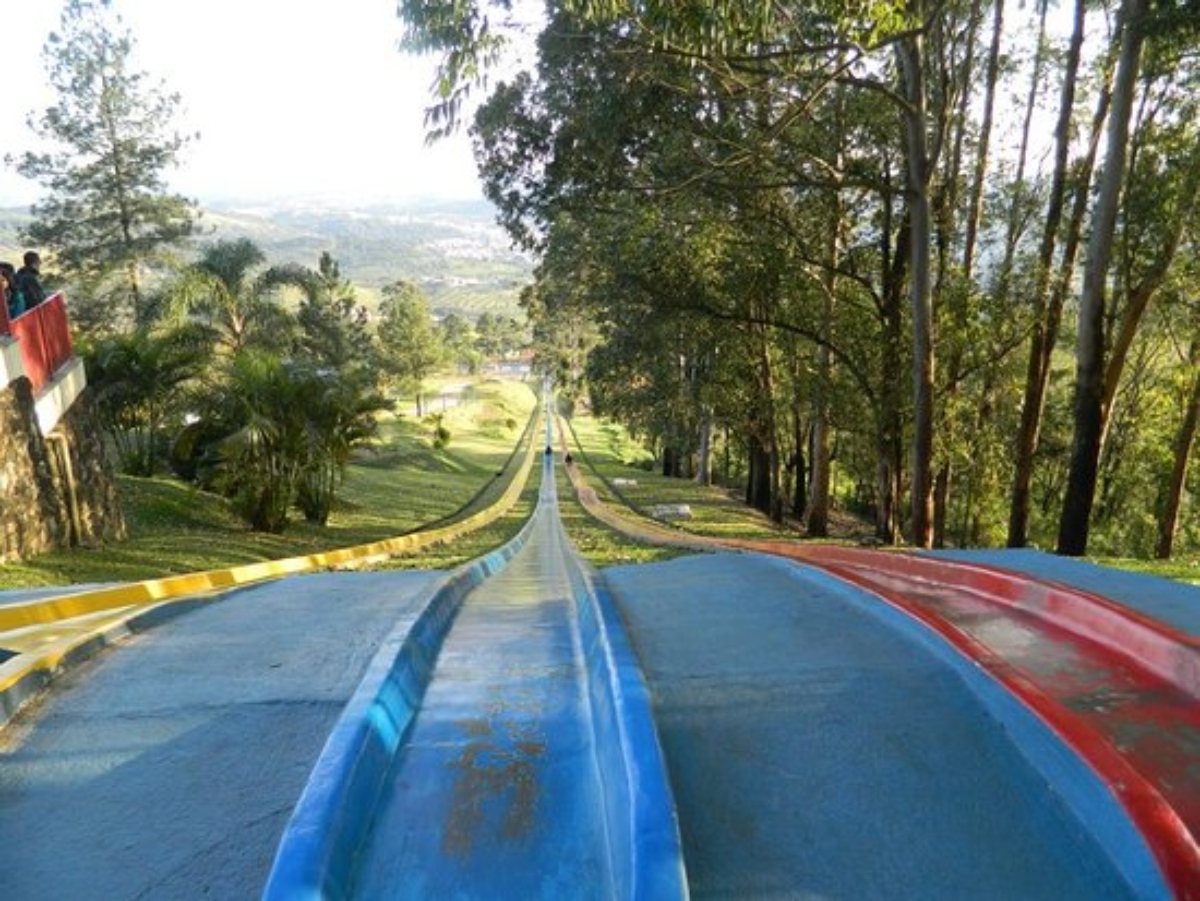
left=1099, top=147, right=1200, bottom=447
left=792, top=417, right=808, bottom=520
left=807, top=194, right=841, bottom=536
left=1156, top=343, right=1200, bottom=559
left=1008, top=0, right=1089, bottom=546
left=943, top=0, right=1044, bottom=547
left=745, top=302, right=781, bottom=519
left=696, top=411, right=713, bottom=486
left=932, top=0, right=995, bottom=548
left=961, top=0, right=1003, bottom=278
left=1057, top=0, right=1148, bottom=556
left=897, top=24, right=936, bottom=548
left=808, top=338, right=832, bottom=535
left=878, top=304, right=906, bottom=545
left=747, top=433, right=772, bottom=515
left=933, top=464, right=951, bottom=548
left=874, top=172, right=908, bottom=544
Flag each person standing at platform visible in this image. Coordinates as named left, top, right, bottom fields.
left=14, top=251, right=47, bottom=310
left=0, top=262, right=20, bottom=319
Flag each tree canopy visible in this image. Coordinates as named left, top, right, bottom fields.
left=401, top=0, right=1200, bottom=557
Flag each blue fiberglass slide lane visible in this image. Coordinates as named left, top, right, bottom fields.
left=265, top=410, right=684, bottom=898
left=605, top=552, right=1159, bottom=900
left=349, top=495, right=610, bottom=897
left=330, top=422, right=682, bottom=900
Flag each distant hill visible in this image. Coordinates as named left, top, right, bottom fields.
left=0, top=198, right=532, bottom=320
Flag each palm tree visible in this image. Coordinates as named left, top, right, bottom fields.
left=166, top=238, right=298, bottom=355
left=192, top=351, right=390, bottom=532
left=200, top=350, right=309, bottom=532
left=84, top=324, right=207, bottom=475
left=294, top=369, right=391, bottom=525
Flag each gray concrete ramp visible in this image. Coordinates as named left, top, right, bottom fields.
left=605, top=552, right=1156, bottom=899
left=0, top=571, right=438, bottom=899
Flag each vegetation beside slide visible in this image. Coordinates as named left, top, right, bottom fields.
left=0, top=379, right=536, bottom=589
left=557, top=411, right=1200, bottom=585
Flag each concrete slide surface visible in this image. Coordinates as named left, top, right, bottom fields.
left=0, top=570, right=438, bottom=899
left=605, top=552, right=1154, bottom=900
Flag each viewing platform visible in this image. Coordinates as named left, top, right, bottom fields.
left=1, top=292, right=87, bottom=435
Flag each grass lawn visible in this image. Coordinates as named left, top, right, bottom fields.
left=557, top=411, right=1200, bottom=585
left=554, top=464, right=687, bottom=569
left=384, top=456, right=545, bottom=571
left=1087, top=555, right=1200, bottom=587
left=560, top=413, right=789, bottom=541
left=0, top=377, right=538, bottom=589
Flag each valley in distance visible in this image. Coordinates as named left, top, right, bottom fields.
left=0, top=197, right=532, bottom=320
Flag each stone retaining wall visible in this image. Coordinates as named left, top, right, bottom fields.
left=53, top=388, right=127, bottom=548
left=0, top=378, right=125, bottom=562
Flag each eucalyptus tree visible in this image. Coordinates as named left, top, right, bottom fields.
left=519, top=230, right=601, bottom=402
left=474, top=8, right=919, bottom=534
left=1158, top=333, right=1200, bottom=559
left=436, top=313, right=480, bottom=376
left=1098, top=72, right=1200, bottom=445
left=928, top=0, right=1044, bottom=546
left=559, top=201, right=737, bottom=485
left=1057, top=0, right=1151, bottom=554
left=1007, top=0, right=1093, bottom=547
left=475, top=312, right=526, bottom=358
left=1058, top=0, right=1200, bottom=554
left=404, top=0, right=988, bottom=546
left=14, top=0, right=196, bottom=325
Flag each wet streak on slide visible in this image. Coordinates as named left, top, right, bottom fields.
left=266, top=425, right=685, bottom=899
left=769, top=545, right=1200, bottom=899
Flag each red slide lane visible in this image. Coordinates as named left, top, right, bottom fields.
left=728, top=542, right=1200, bottom=899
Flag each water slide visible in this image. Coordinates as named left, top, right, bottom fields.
left=2, top=408, right=1190, bottom=897
left=746, top=544, right=1200, bottom=898
left=262, top=412, right=1184, bottom=899
left=264, top=418, right=686, bottom=899
left=556, top=417, right=1193, bottom=898
left=606, top=552, right=1171, bottom=899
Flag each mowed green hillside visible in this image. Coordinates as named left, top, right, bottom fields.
left=0, top=198, right=531, bottom=319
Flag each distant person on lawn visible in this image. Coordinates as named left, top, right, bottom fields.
left=15, top=251, right=47, bottom=310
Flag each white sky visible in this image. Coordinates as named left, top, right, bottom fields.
left=2, top=1, right=1080, bottom=210
left=1, top=0, right=485, bottom=206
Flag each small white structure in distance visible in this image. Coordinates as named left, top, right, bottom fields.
left=650, top=504, right=693, bottom=521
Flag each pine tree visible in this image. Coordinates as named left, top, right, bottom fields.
left=14, top=0, right=197, bottom=328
